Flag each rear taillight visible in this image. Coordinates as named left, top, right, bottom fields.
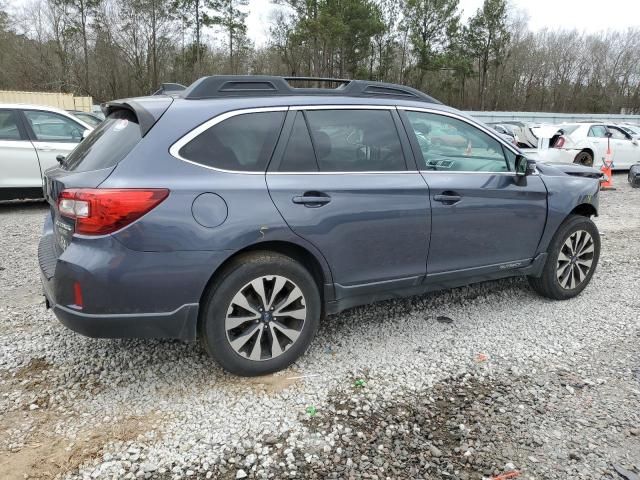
left=58, top=189, right=169, bottom=235
left=554, top=136, right=566, bottom=148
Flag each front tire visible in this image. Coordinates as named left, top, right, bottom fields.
left=528, top=215, right=600, bottom=300
left=200, top=252, right=321, bottom=376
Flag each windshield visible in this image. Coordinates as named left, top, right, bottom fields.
left=64, top=110, right=142, bottom=172
left=74, top=113, right=102, bottom=127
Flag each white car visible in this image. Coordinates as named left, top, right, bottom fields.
left=526, top=122, right=640, bottom=170
left=0, top=104, right=93, bottom=200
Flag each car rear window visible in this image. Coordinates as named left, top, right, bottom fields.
left=558, top=124, right=580, bottom=135
left=64, top=109, right=142, bottom=172
left=178, top=111, right=286, bottom=171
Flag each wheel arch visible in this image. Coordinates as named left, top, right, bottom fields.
left=570, top=203, right=598, bottom=218
left=574, top=148, right=594, bottom=165
left=198, top=240, right=333, bottom=319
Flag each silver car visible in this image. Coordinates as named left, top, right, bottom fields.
left=0, top=104, right=92, bottom=200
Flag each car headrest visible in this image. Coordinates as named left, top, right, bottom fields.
left=313, top=131, right=332, bottom=160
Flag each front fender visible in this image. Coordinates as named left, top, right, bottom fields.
left=536, top=173, right=600, bottom=254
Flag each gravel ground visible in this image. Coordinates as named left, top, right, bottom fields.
left=1, top=173, right=639, bottom=480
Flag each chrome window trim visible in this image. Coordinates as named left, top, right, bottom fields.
left=170, top=105, right=402, bottom=174
left=169, top=106, right=288, bottom=174
left=169, top=104, right=524, bottom=175
left=290, top=105, right=395, bottom=111
left=419, top=170, right=517, bottom=176
left=266, top=171, right=414, bottom=175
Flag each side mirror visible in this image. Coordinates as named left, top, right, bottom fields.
left=605, top=131, right=613, bottom=138
left=515, top=154, right=528, bottom=176
left=82, top=129, right=91, bottom=139
left=56, top=154, right=66, bottom=165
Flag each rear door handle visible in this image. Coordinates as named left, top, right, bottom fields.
left=292, top=192, right=331, bottom=207
left=433, top=193, right=462, bottom=204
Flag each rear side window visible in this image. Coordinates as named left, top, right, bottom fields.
left=305, top=110, right=406, bottom=172
left=588, top=125, right=607, bottom=138
left=65, top=110, right=142, bottom=172
left=179, top=111, right=286, bottom=171
left=279, top=112, right=318, bottom=172
left=0, top=110, right=21, bottom=140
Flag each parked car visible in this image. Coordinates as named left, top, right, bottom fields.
left=529, top=122, right=640, bottom=169
left=67, top=110, right=105, bottom=127
left=488, top=124, right=518, bottom=146
left=39, top=76, right=601, bottom=376
left=1, top=104, right=93, bottom=200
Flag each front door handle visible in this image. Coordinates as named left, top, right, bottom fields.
left=292, top=192, right=331, bottom=207
left=433, top=192, right=462, bottom=205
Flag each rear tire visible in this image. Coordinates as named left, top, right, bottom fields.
left=528, top=215, right=600, bottom=300
left=200, top=252, right=321, bottom=376
left=574, top=151, right=594, bottom=167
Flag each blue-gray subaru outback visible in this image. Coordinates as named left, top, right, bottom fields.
left=39, top=76, right=601, bottom=376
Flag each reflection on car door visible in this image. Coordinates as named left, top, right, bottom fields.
left=0, top=109, right=42, bottom=193
left=20, top=110, right=85, bottom=174
left=400, top=109, right=547, bottom=278
left=267, top=108, right=430, bottom=299
left=606, top=126, right=639, bottom=169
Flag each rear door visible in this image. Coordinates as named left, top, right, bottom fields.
left=20, top=109, right=88, bottom=174
left=586, top=124, right=609, bottom=164
left=267, top=106, right=430, bottom=297
left=400, top=108, right=547, bottom=276
left=0, top=108, right=42, bottom=190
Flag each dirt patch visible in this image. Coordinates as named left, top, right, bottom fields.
left=226, top=370, right=304, bottom=394
left=14, top=357, right=51, bottom=380
left=0, top=414, right=158, bottom=480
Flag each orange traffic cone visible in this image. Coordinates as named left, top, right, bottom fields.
left=600, top=142, right=616, bottom=190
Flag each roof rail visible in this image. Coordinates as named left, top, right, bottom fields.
left=181, top=75, right=440, bottom=104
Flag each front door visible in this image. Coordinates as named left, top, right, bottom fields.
left=0, top=109, right=42, bottom=190
left=20, top=109, right=86, bottom=173
left=267, top=108, right=431, bottom=297
left=607, top=125, right=640, bottom=169
left=400, top=108, right=548, bottom=276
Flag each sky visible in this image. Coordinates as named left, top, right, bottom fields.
left=245, top=0, right=640, bottom=47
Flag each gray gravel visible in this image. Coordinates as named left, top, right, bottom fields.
left=1, top=174, right=639, bottom=480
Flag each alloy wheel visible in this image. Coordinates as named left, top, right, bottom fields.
left=225, top=275, right=307, bottom=361
left=556, top=230, right=595, bottom=290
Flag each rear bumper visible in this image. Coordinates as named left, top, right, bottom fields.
left=46, top=296, right=199, bottom=340
left=40, top=241, right=200, bottom=340
left=38, top=222, right=226, bottom=341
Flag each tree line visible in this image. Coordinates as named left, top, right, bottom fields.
left=1, top=0, right=639, bottom=113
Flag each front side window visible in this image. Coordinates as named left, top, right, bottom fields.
left=304, top=109, right=406, bottom=172
left=0, top=110, right=21, bottom=140
left=588, top=125, right=608, bottom=138
left=23, top=110, right=85, bottom=142
left=179, top=111, right=286, bottom=171
left=607, top=126, right=629, bottom=140
left=405, top=111, right=509, bottom=172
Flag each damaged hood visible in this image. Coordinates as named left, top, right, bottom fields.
left=536, top=161, right=603, bottom=179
